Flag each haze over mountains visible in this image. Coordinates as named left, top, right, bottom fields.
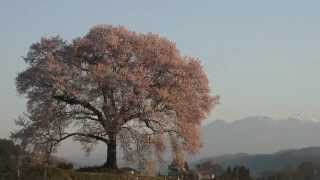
left=197, top=116, right=320, bottom=159
left=57, top=116, right=320, bottom=167
left=192, top=116, right=320, bottom=176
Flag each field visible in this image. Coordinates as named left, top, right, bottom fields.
left=17, top=168, right=178, bottom=180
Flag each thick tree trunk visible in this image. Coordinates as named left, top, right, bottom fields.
left=104, top=134, right=118, bottom=169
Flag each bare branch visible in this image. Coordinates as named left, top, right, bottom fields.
left=53, top=95, right=105, bottom=123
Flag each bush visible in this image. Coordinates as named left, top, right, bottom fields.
left=57, top=162, right=74, bottom=170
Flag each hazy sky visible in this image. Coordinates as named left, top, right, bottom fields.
left=1, top=0, right=320, bottom=138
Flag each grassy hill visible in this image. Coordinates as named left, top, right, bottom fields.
left=0, top=139, right=178, bottom=180
left=19, top=168, right=177, bottom=180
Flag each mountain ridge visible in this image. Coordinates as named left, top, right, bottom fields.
left=57, top=116, right=320, bottom=169
left=197, top=116, right=320, bottom=159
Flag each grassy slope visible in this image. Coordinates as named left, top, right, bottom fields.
left=21, top=168, right=177, bottom=180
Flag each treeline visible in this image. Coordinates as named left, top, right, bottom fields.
left=0, top=139, right=19, bottom=179
left=195, top=160, right=320, bottom=180
left=193, top=161, right=253, bottom=180
left=0, top=138, right=176, bottom=180
left=167, top=160, right=253, bottom=180
left=257, top=161, right=320, bottom=180
left=0, top=138, right=73, bottom=180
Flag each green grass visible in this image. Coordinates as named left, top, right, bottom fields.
left=19, top=168, right=178, bottom=180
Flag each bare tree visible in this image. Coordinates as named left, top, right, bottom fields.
left=14, top=25, right=218, bottom=169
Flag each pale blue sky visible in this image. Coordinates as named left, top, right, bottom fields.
left=1, top=0, right=320, bottom=138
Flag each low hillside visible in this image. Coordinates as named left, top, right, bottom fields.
left=19, top=168, right=177, bottom=180
left=196, top=146, right=320, bottom=176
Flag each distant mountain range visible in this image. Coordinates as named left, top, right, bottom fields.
left=197, top=116, right=320, bottom=159
left=191, top=116, right=320, bottom=176
left=58, top=116, right=320, bottom=171
left=195, top=146, right=320, bottom=176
